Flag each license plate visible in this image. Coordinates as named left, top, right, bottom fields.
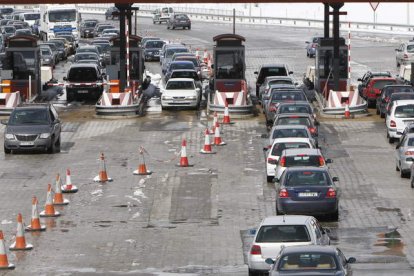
left=77, top=90, right=89, bottom=93
left=298, top=192, right=318, bottom=197
left=20, top=142, right=34, bottom=146
left=180, top=20, right=187, bottom=23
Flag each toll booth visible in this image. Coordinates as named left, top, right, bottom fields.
left=210, top=33, right=251, bottom=113
left=1, top=35, right=41, bottom=101
left=106, top=35, right=144, bottom=92
left=315, top=38, right=348, bottom=99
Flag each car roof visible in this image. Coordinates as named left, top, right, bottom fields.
left=284, top=166, right=328, bottom=173
left=394, top=99, right=414, bottom=106
left=281, top=245, right=337, bottom=254
left=282, top=148, right=321, bottom=156
left=260, top=63, right=288, bottom=68
left=277, top=101, right=311, bottom=106
left=69, top=63, right=99, bottom=69
left=272, top=137, right=312, bottom=144
left=260, top=215, right=313, bottom=226
left=170, top=60, right=194, bottom=65
left=272, top=125, right=308, bottom=130
left=265, top=76, right=294, bottom=81
left=369, top=77, right=396, bottom=81
left=276, top=113, right=312, bottom=118
left=167, top=78, right=194, bottom=82
left=171, top=69, right=197, bottom=73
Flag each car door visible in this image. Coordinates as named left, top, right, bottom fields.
left=396, top=135, right=408, bottom=165
left=49, top=106, right=61, bottom=140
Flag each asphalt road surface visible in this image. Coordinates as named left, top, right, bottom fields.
left=0, top=14, right=413, bottom=275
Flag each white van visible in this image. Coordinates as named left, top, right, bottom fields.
left=153, top=7, right=174, bottom=24
left=18, top=12, right=41, bottom=27
left=386, top=99, right=414, bottom=143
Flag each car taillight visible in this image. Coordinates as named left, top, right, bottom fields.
left=390, top=120, right=396, bottom=127
left=326, top=188, right=336, bottom=198
left=267, top=157, right=278, bottom=165
left=319, top=156, right=325, bottom=166
left=279, top=188, right=289, bottom=198
left=250, top=245, right=262, bottom=255
left=279, top=156, right=286, bottom=167
left=309, top=127, right=317, bottom=134
left=405, top=151, right=414, bottom=155
left=269, top=104, right=277, bottom=112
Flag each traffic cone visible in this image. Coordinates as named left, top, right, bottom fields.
left=9, top=214, right=33, bottom=251
left=222, top=101, right=233, bottom=124
left=344, top=100, right=351, bottom=119
left=61, top=169, right=78, bottom=193
left=200, top=129, right=216, bottom=154
left=25, top=197, right=46, bottom=232
left=53, top=174, right=69, bottom=205
left=0, top=231, right=14, bottom=270
left=210, top=112, right=218, bottom=134
left=133, top=147, right=152, bottom=175
left=214, top=122, right=226, bottom=146
left=177, top=138, right=192, bottom=167
left=94, top=153, right=113, bottom=182
left=40, top=184, right=60, bottom=217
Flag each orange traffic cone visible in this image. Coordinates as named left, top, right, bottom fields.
left=25, top=197, right=46, bottom=232
left=9, top=214, right=33, bottom=251
left=214, top=122, right=227, bottom=146
left=222, top=101, right=233, bottom=124
left=62, top=169, right=78, bottom=193
left=344, top=101, right=351, bottom=119
left=94, top=153, right=113, bottom=182
left=177, top=138, right=192, bottom=167
left=53, top=174, right=69, bottom=205
left=210, top=112, right=218, bottom=134
left=200, top=129, right=216, bottom=154
left=0, top=231, right=14, bottom=270
left=40, top=184, right=60, bottom=217
left=133, top=147, right=152, bottom=175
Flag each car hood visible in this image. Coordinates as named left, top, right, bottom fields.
left=145, top=47, right=161, bottom=51
left=6, top=124, right=51, bottom=134
left=274, top=271, right=340, bottom=276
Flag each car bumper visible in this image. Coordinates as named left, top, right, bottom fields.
left=145, top=52, right=160, bottom=61
left=401, top=158, right=413, bottom=172
left=277, top=199, right=338, bottom=215
left=308, top=48, right=316, bottom=55
left=388, top=128, right=403, bottom=139
left=161, top=99, right=198, bottom=107
left=266, top=163, right=276, bottom=177
left=5, top=137, right=51, bottom=151
left=248, top=255, right=271, bottom=272
left=67, top=87, right=103, bottom=98
left=172, top=22, right=190, bottom=28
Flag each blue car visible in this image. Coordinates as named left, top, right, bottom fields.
left=275, top=167, right=340, bottom=221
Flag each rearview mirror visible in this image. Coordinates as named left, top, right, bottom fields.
left=254, top=71, right=258, bottom=74
left=332, top=176, right=339, bottom=182
left=265, top=258, right=275, bottom=265
left=357, top=78, right=362, bottom=82
left=325, top=159, right=333, bottom=164
left=347, top=257, right=356, bottom=264
left=63, top=76, right=67, bottom=81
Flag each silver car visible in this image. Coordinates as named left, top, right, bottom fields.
left=395, top=42, right=414, bottom=67
left=395, top=132, right=414, bottom=178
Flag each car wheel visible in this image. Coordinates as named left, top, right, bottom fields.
left=401, top=168, right=409, bottom=178
left=376, top=107, right=380, bottom=115
left=172, top=25, right=175, bottom=30
left=380, top=112, right=385, bottom=118
left=167, top=25, right=170, bottom=29
left=188, top=25, right=191, bottom=30
left=54, top=137, right=61, bottom=153
left=4, top=146, right=11, bottom=154
left=330, top=210, right=339, bottom=221
left=267, top=175, right=273, bottom=183
left=396, top=60, right=400, bottom=67
left=396, top=163, right=400, bottom=171
left=388, top=136, right=394, bottom=144
left=306, top=51, right=309, bottom=57
left=248, top=269, right=259, bottom=276
left=276, top=205, right=283, bottom=216
left=411, top=178, right=414, bottom=188
left=47, top=140, right=55, bottom=154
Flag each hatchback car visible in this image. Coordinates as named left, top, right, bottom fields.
left=40, top=47, right=55, bottom=67
left=2, top=104, right=61, bottom=154
left=265, top=137, right=315, bottom=182
left=386, top=100, right=414, bottom=143
left=275, top=102, right=317, bottom=124
left=362, top=77, right=397, bottom=107
left=247, top=216, right=330, bottom=276
left=164, top=60, right=195, bottom=82
left=396, top=41, right=414, bottom=67
left=376, top=85, right=414, bottom=118
left=167, top=13, right=191, bottom=30
left=258, top=76, right=297, bottom=101
left=255, top=64, right=293, bottom=97
left=80, top=20, right=98, bottom=38
left=357, top=71, right=392, bottom=96
left=275, top=167, right=340, bottom=220
left=395, top=133, right=414, bottom=178
left=266, top=245, right=356, bottom=276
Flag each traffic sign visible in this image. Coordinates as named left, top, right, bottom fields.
left=369, top=2, right=380, bottom=12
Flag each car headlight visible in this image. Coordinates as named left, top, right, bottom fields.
left=5, top=133, right=15, bottom=140
left=85, top=30, right=90, bottom=32
left=186, top=96, right=197, bottom=100
left=162, top=96, right=172, bottom=100
left=44, top=58, right=50, bottom=62
left=39, top=133, right=51, bottom=139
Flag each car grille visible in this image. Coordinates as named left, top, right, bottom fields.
left=16, top=134, right=38, bottom=141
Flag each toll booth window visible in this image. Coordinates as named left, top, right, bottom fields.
left=131, top=52, right=142, bottom=80
left=215, top=49, right=244, bottom=79
left=317, top=49, right=348, bottom=78
left=49, top=10, right=76, bottom=22
left=5, top=51, right=36, bottom=80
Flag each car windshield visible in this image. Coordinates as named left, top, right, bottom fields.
left=24, top=13, right=40, bottom=20
left=259, top=67, right=288, bottom=83
left=166, top=81, right=194, bottom=90
left=95, top=44, right=110, bottom=53
left=9, top=109, right=49, bottom=125
left=83, top=21, right=96, bottom=27
left=271, top=142, right=310, bottom=156
left=4, top=26, right=15, bottom=33
left=75, top=53, right=98, bottom=61
left=48, top=9, right=76, bottom=22
left=391, top=93, right=414, bottom=101
left=271, top=92, right=306, bottom=102
left=175, top=14, right=189, bottom=20
left=68, top=67, right=97, bottom=82
left=145, top=40, right=164, bottom=48
left=279, top=253, right=337, bottom=271
left=285, top=170, right=330, bottom=186
left=285, top=155, right=322, bottom=167
left=276, top=117, right=311, bottom=126
left=279, top=105, right=311, bottom=114
left=407, top=44, right=414, bottom=53
left=395, top=105, right=414, bottom=118
left=256, top=225, right=310, bottom=243
left=77, top=48, right=97, bottom=54
left=41, top=49, right=51, bottom=55
left=272, top=129, right=309, bottom=139
left=171, top=71, right=198, bottom=80
left=373, top=80, right=396, bottom=89
left=177, top=57, right=198, bottom=67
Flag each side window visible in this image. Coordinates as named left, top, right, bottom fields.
left=337, top=249, right=347, bottom=266
left=311, top=220, right=321, bottom=239
left=50, top=105, right=58, bottom=121
left=49, top=109, right=55, bottom=122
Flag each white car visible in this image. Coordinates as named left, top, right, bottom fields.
left=247, top=215, right=330, bottom=276
left=386, top=99, right=414, bottom=143
left=161, top=78, right=200, bottom=109
left=265, top=137, right=315, bottom=182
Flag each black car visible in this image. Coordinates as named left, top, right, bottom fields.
left=80, top=20, right=98, bottom=38
left=105, top=6, right=119, bottom=20
left=2, top=103, right=61, bottom=154
left=357, top=71, right=392, bottom=96
left=255, top=64, right=293, bottom=98
left=167, top=13, right=191, bottom=30
left=143, top=39, right=165, bottom=61
left=376, top=85, right=414, bottom=118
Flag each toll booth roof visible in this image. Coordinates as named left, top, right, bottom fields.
left=213, top=33, right=245, bottom=47
left=110, top=35, right=142, bottom=48
left=6, top=35, right=38, bottom=48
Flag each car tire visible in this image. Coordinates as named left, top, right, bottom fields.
left=396, top=60, right=400, bottom=67
left=380, top=112, right=385, bottom=118
left=411, top=178, right=414, bottom=188
left=4, top=146, right=11, bottom=154
left=330, top=210, right=339, bottom=221
left=267, top=175, right=273, bottom=183
left=401, top=168, right=409, bottom=178
left=188, top=25, right=191, bottom=30
left=396, top=163, right=400, bottom=171
left=276, top=206, right=283, bottom=216
left=47, top=141, right=55, bottom=154
left=388, top=136, right=394, bottom=144
left=306, top=51, right=309, bottom=57
left=376, top=108, right=380, bottom=115
left=248, top=269, right=259, bottom=276
left=167, top=25, right=170, bottom=29
left=54, top=137, right=61, bottom=153
left=172, top=25, right=175, bottom=30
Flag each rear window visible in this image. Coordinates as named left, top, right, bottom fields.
left=271, top=92, right=306, bottom=102
left=391, top=93, right=414, bottom=101
left=271, top=142, right=310, bottom=156
left=145, top=40, right=164, bottom=48
left=373, top=80, right=396, bottom=89
left=84, top=21, right=96, bottom=27
left=269, top=79, right=294, bottom=86
left=279, top=253, right=337, bottom=271
left=171, top=71, right=198, bottom=80
left=272, top=129, right=309, bottom=139
left=24, top=13, right=40, bottom=20
left=68, top=67, right=98, bottom=82
left=256, top=225, right=310, bottom=243
left=175, top=14, right=189, bottom=20
left=395, top=105, right=414, bottom=118
left=276, top=117, right=311, bottom=126
left=285, top=155, right=322, bottom=167
left=166, top=81, right=194, bottom=90
left=285, top=171, right=330, bottom=186
left=259, top=67, right=288, bottom=83
left=279, top=105, right=311, bottom=114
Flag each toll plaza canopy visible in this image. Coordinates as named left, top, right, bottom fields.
left=0, top=0, right=405, bottom=4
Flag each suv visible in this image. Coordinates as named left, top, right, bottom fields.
left=64, top=63, right=105, bottom=101
left=2, top=104, right=61, bottom=154
left=247, top=215, right=330, bottom=276
left=167, top=13, right=191, bottom=30
left=254, top=64, right=293, bottom=97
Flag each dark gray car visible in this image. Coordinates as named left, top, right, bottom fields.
left=167, top=13, right=191, bottom=30
left=2, top=104, right=61, bottom=154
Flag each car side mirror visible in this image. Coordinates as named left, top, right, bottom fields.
left=347, top=257, right=356, bottom=264
left=325, top=159, right=333, bottom=164
left=265, top=258, right=275, bottom=265
left=396, top=144, right=400, bottom=149
left=357, top=78, right=362, bottom=81
left=322, top=227, right=331, bottom=234
left=254, top=71, right=258, bottom=75
left=332, top=176, right=339, bottom=182
left=1, top=119, right=8, bottom=125
left=289, top=71, right=293, bottom=75
left=63, top=76, right=67, bottom=81
left=54, top=119, right=60, bottom=124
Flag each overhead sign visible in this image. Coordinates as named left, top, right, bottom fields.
left=369, top=2, right=380, bottom=11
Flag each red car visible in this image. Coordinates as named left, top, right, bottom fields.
left=362, top=77, right=397, bottom=107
